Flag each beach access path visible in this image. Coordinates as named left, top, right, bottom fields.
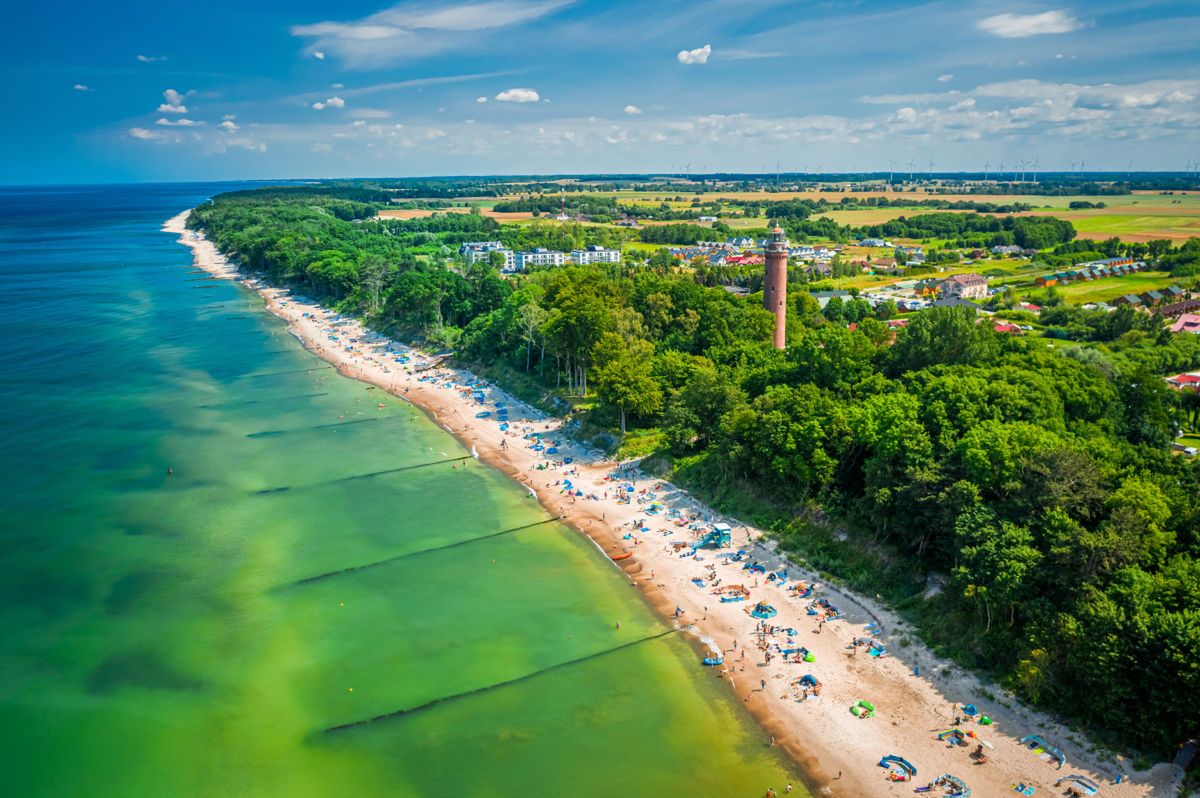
left=165, top=211, right=1181, bottom=798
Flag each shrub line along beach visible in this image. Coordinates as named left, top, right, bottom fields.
left=165, top=210, right=1180, bottom=798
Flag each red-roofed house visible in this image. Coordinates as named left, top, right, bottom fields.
left=993, top=322, right=1024, bottom=334
left=939, top=273, right=989, bottom=300
left=1170, top=314, right=1200, bottom=334
left=1166, top=372, right=1200, bottom=391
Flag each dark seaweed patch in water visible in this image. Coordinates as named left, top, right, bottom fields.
left=4, top=568, right=92, bottom=618
left=104, top=570, right=161, bottom=614
left=87, top=651, right=203, bottom=694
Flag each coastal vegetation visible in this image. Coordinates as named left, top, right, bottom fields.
left=189, top=183, right=1200, bottom=757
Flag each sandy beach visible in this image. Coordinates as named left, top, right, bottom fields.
left=165, top=211, right=1181, bottom=798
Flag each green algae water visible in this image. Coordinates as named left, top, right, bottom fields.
left=0, top=184, right=804, bottom=797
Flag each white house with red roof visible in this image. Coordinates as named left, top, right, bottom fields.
left=939, top=273, right=989, bottom=300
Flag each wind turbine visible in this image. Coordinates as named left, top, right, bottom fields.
left=1031, top=157, right=1040, bottom=183
left=927, top=157, right=936, bottom=177
left=997, top=160, right=1005, bottom=180
left=1127, top=160, right=1134, bottom=178
left=908, top=157, right=917, bottom=182
left=983, top=160, right=991, bottom=181
left=888, top=159, right=896, bottom=184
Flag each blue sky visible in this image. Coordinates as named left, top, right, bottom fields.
left=3, top=0, right=1199, bottom=183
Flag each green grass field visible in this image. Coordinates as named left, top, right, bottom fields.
left=1069, top=214, right=1200, bottom=240
left=1048, top=271, right=1177, bottom=304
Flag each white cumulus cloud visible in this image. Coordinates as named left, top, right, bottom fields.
left=157, top=88, right=188, bottom=113
left=677, top=44, right=711, bottom=65
left=155, top=117, right=201, bottom=126
left=137, top=54, right=167, bottom=63
left=312, top=96, right=346, bottom=110
left=220, top=120, right=240, bottom=131
left=937, top=74, right=954, bottom=83
left=495, top=87, right=539, bottom=102
left=73, top=84, right=90, bottom=92
left=624, top=105, right=643, bottom=115
left=476, top=96, right=488, bottom=103
left=977, top=10, right=1082, bottom=38
left=314, top=51, right=325, bottom=59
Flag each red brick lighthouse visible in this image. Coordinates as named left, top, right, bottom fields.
left=763, top=225, right=788, bottom=349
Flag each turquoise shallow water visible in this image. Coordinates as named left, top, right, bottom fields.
left=0, top=184, right=804, bottom=796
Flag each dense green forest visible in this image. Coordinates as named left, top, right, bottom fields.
left=189, top=185, right=1200, bottom=757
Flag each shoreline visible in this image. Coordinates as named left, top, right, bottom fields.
left=165, top=210, right=1180, bottom=798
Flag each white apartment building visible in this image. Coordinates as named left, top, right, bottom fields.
left=514, top=248, right=566, bottom=270
left=460, top=241, right=515, bottom=270
left=570, top=245, right=621, bottom=265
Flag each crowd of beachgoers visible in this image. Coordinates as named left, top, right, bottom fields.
left=166, top=211, right=1181, bottom=798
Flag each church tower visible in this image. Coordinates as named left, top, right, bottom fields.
left=763, top=225, right=788, bottom=349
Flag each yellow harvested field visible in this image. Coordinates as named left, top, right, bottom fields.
left=377, top=208, right=533, bottom=221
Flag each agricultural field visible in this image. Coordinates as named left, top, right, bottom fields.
left=562, top=186, right=1200, bottom=244
left=1062, top=213, right=1200, bottom=242
left=377, top=207, right=534, bottom=221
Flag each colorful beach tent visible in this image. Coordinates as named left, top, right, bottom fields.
left=750, top=602, right=778, bottom=619
left=1054, top=775, right=1099, bottom=795
left=933, top=773, right=971, bottom=797
left=1019, top=735, right=1067, bottom=769
left=879, top=755, right=917, bottom=777
left=850, top=700, right=876, bottom=718
left=937, top=729, right=968, bottom=746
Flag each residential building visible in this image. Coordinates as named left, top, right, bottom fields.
left=1165, top=372, right=1200, bottom=390
left=1158, top=299, right=1200, bottom=317
left=514, top=248, right=566, bottom=270
left=1112, top=294, right=1143, bottom=306
left=914, top=278, right=941, bottom=296
left=1169, top=314, right=1200, bottom=334
left=859, top=238, right=892, bottom=247
left=460, top=241, right=514, bottom=270
left=930, top=296, right=978, bottom=308
left=939, top=273, right=989, bottom=300
left=570, top=245, right=620, bottom=265
left=808, top=289, right=851, bottom=309
left=1141, top=290, right=1165, bottom=306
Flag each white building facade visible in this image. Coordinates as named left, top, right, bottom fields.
left=514, top=248, right=567, bottom=270
left=571, top=245, right=621, bottom=265
left=460, top=241, right=515, bottom=270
